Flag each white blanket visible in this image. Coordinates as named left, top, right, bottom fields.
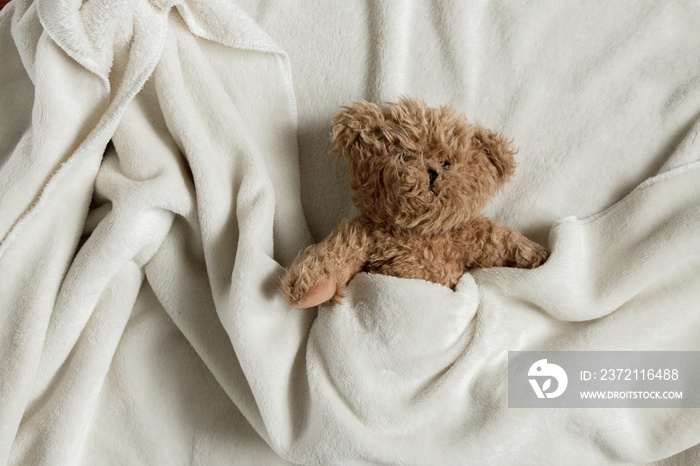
left=1, top=0, right=700, bottom=464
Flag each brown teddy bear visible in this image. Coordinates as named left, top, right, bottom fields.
left=282, top=97, right=549, bottom=308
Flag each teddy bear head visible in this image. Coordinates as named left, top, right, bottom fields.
left=331, top=97, right=517, bottom=234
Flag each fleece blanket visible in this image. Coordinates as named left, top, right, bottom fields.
left=1, top=0, right=700, bottom=464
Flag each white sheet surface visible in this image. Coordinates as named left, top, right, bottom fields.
left=1, top=0, right=700, bottom=464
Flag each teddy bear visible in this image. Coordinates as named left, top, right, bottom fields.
left=281, top=97, right=549, bottom=308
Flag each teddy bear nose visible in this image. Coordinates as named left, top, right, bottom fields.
left=428, top=169, right=438, bottom=185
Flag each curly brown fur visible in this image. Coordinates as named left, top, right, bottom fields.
left=282, top=97, right=548, bottom=308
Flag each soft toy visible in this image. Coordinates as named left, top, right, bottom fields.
left=282, top=97, right=548, bottom=308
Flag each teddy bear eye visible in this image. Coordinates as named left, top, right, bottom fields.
left=441, top=161, right=451, bottom=169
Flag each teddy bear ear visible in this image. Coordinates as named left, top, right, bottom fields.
left=471, top=124, right=517, bottom=185
left=331, top=100, right=385, bottom=156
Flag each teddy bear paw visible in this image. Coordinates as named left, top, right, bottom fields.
left=516, top=242, right=550, bottom=268
left=287, top=277, right=338, bottom=309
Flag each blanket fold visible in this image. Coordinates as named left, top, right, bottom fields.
left=1, top=0, right=307, bottom=463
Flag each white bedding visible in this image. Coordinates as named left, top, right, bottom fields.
left=1, top=0, right=700, bottom=464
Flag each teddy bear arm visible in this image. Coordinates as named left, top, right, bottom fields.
left=469, top=219, right=549, bottom=269
left=281, top=219, right=371, bottom=308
